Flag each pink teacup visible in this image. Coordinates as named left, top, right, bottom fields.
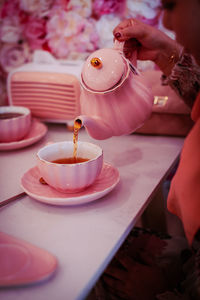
left=0, top=106, right=31, bottom=143
left=37, top=141, right=103, bottom=193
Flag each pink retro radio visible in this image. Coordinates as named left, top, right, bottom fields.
left=7, top=51, right=83, bottom=123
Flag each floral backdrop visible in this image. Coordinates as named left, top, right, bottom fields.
left=0, top=0, right=171, bottom=105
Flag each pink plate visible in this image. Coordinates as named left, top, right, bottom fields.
left=0, top=232, right=57, bottom=287
left=21, top=162, right=120, bottom=206
left=0, top=118, right=47, bottom=151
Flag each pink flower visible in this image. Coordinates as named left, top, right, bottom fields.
left=46, top=9, right=77, bottom=58
left=53, top=0, right=92, bottom=17
left=72, top=18, right=99, bottom=53
left=48, top=38, right=70, bottom=58
left=0, top=0, right=20, bottom=18
left=53, top=0, right=70, bottom=10
left=93, top=0, right=126, bottom=17
left=0, top=43, right=31, bottom=73
left=23, top=17, right=47, bottom=49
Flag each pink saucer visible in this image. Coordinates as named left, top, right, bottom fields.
left=0, top=232, right=57, bottom=287
left=0, top=118, right=47, bottom=151
left=21, top=162, right=120, bottom=206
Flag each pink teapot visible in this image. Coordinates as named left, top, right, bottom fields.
left=76, top=41, right=154, bottom=140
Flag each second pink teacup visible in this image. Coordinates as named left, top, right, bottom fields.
left=0, top=106, right=31, bottom=143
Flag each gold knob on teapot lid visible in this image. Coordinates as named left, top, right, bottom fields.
left=90, top=57, right=102, bottom=69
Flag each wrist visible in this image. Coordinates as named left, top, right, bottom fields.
left=154, top=43, right=182, bottom=76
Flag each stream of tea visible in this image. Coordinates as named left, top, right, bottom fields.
left=73, top=119, right=82, bottom=162
left=51, top=118, right=87, bottom=164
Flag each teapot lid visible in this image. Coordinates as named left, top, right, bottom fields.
left=81, top=48, right=126, bottom=92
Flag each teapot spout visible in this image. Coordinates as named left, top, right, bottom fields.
left=75, top=115, right=114, bottom=140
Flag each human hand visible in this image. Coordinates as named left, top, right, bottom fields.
left=113, top=18, right=181, bottom=76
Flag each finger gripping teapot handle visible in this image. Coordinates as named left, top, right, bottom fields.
left=114, top=40, right=137, bottom=67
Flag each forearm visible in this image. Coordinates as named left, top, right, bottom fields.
left=153, top=34, right=182, bottom=77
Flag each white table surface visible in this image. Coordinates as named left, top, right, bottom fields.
left=0, top=122, right=184, bottom=300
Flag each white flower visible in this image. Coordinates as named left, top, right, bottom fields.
left=127, top=0, right=159, bottom=19
left=127, top=0, right=160, bottom=10
left=67, top=0, right=92, bottom=18
left=0, top=17, right=22, bottom=43
left=96, top=14, right=122, bottom=49
left=19, top=0, right=53, bottom=17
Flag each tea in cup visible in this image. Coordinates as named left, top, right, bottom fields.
left=37, top=141, right=103, bottom=193
left=0, top=106, right=31, bottom=142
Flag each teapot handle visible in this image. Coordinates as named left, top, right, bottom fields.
left=114, top=40, right=137, bottom=67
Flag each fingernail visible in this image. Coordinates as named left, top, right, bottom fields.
left=115, top=32, right=121, bottom=39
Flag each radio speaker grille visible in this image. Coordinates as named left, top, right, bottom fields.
left=9, top=72, right=81, bottom=122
